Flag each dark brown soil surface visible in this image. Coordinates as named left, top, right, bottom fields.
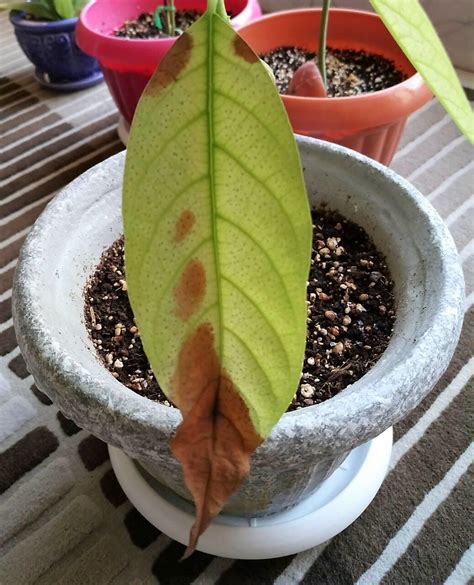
left=84, top=208, right=395, bottom=410
left=113, top=10, right=201, bottom=39
left=261, top=47, right=406, bottom=96
left=292, top=207, right=395, bottom=409
left=113, top=10, right=206, bottom=38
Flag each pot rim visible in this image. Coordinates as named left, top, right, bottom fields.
left=9, top=11, right=78, bottom=31
left=12, top=137, right=464, bottom=456
left=76, top=0, right=257, bottom=65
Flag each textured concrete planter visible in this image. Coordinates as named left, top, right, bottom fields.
left=13, top=137, right=464, bottom=517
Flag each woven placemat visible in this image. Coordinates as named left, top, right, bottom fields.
left=1, top=12, right=473, bottom=585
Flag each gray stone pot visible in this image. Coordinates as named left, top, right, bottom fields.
left=12, top=137, right=464, bottom=517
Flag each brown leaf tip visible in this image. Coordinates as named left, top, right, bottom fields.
left=171, top=322, right=218, bottom=412
left=173, top=259, right=206, bottom=321
left=171, top=322, right=262, bottom=556
left=175, top=210, right=195, bottom=243
left=233, top=34, right=259, bottom=63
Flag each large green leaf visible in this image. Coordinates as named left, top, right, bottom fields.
left=370, top=0, right=474, bottom=144
left=123, top=0, right=311, bottom=554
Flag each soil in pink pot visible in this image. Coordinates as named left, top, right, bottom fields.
left=113, top=9, right=234, bottom=39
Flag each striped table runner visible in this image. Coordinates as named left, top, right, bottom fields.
left=1, top=12, right=473, bottom=585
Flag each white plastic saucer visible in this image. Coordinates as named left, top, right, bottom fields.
left=109, top=427, right=392, bottom=559
left=117, top=116, right=130, bottom=145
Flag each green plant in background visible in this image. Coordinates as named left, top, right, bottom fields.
left=0, top=0, right=86, bottom=19
left=123, top=0, right=312, bottom=555
left=312, top=0, right=474, bottom=143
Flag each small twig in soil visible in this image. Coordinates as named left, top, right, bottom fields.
left=318, top=0, right=331, bottom=87
left=154, top=0, right=176, bottom=36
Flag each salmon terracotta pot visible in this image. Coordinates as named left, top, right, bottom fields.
left=12, top=137, right=464, bottom=519
left=237, top=9, right=433, bottom=164
left=76, top=0, right=262, bottom=125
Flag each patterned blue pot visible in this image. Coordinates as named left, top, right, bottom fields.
left=9, top=11, right=103, bottom=91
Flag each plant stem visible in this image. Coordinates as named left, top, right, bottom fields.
left=162, top=0, right=175, bottom=36
left=166, top=0, right=171, bottom=34
left=318, top=0, right=331, bottom=88
left=169, top=0, right=176, bottom=35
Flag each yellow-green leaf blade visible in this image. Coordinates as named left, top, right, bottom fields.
left=123, top=2, right=312, bottom=553
left=370, top=0, right=474, bottom=144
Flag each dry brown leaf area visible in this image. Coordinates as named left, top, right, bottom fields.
left=233, top=34, right=259, bottom=63
left=174, top=210, right=196, bottom=243
left=147, top=32, right=193, bottom=95
left=171, top=322, right=262, bottom=556
left=173, top=259, right=206, bottom=322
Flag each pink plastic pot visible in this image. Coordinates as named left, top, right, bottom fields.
left=238, top=9, right=433, bottom=165
left=77, top=0, right=261, bottom=124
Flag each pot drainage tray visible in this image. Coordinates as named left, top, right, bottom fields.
left=109, top=427, right=392, bottom=559
left=35, top=69, right=104, bottom=92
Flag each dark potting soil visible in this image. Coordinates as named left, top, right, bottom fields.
left=84, top=208, right=395, bottom=411
left=261, top=47, right=406, bottom=96
left=113, top=10, right=200, bottom=39
left=113, top=10, right=205, bottom=39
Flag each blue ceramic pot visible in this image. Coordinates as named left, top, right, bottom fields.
left=9, top=11, right=103, bottom=91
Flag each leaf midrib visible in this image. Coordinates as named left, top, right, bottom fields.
left=208, top=12, right=224, bottom=362
left=192, top=8, right=228, bottom=543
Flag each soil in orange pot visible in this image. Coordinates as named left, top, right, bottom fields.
left=261, top=47, right=406, bottom=96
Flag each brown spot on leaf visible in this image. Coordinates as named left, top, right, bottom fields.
left=233, top=34, right=258, bottom=63
left=175, top=210, right=195, bottom=243
left=287, top=61, right=328, bottom=98
left=174, top=259, right=206, bottom=321
left=170, top=323, right=262, bottom=557
left=147, top=32, right=193, bottom=95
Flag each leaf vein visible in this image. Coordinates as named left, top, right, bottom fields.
left=208, top=11, right=224, bottom=361
left=134, top=111, right=206, bottom=188
left=217, top=212, right=296, bottom=320
left=224, top=326, right=278, bottom=398
left=215, top=50, right=253, bottom=76
left=135, top=174, right=208, bottom=277
left=150, top=237, right=212, bottom=321
left=215, top=89, right=284, bottom=148
left=215, top=143, right=299, bottom=244
left=222, top=274, right=291, bottom=373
